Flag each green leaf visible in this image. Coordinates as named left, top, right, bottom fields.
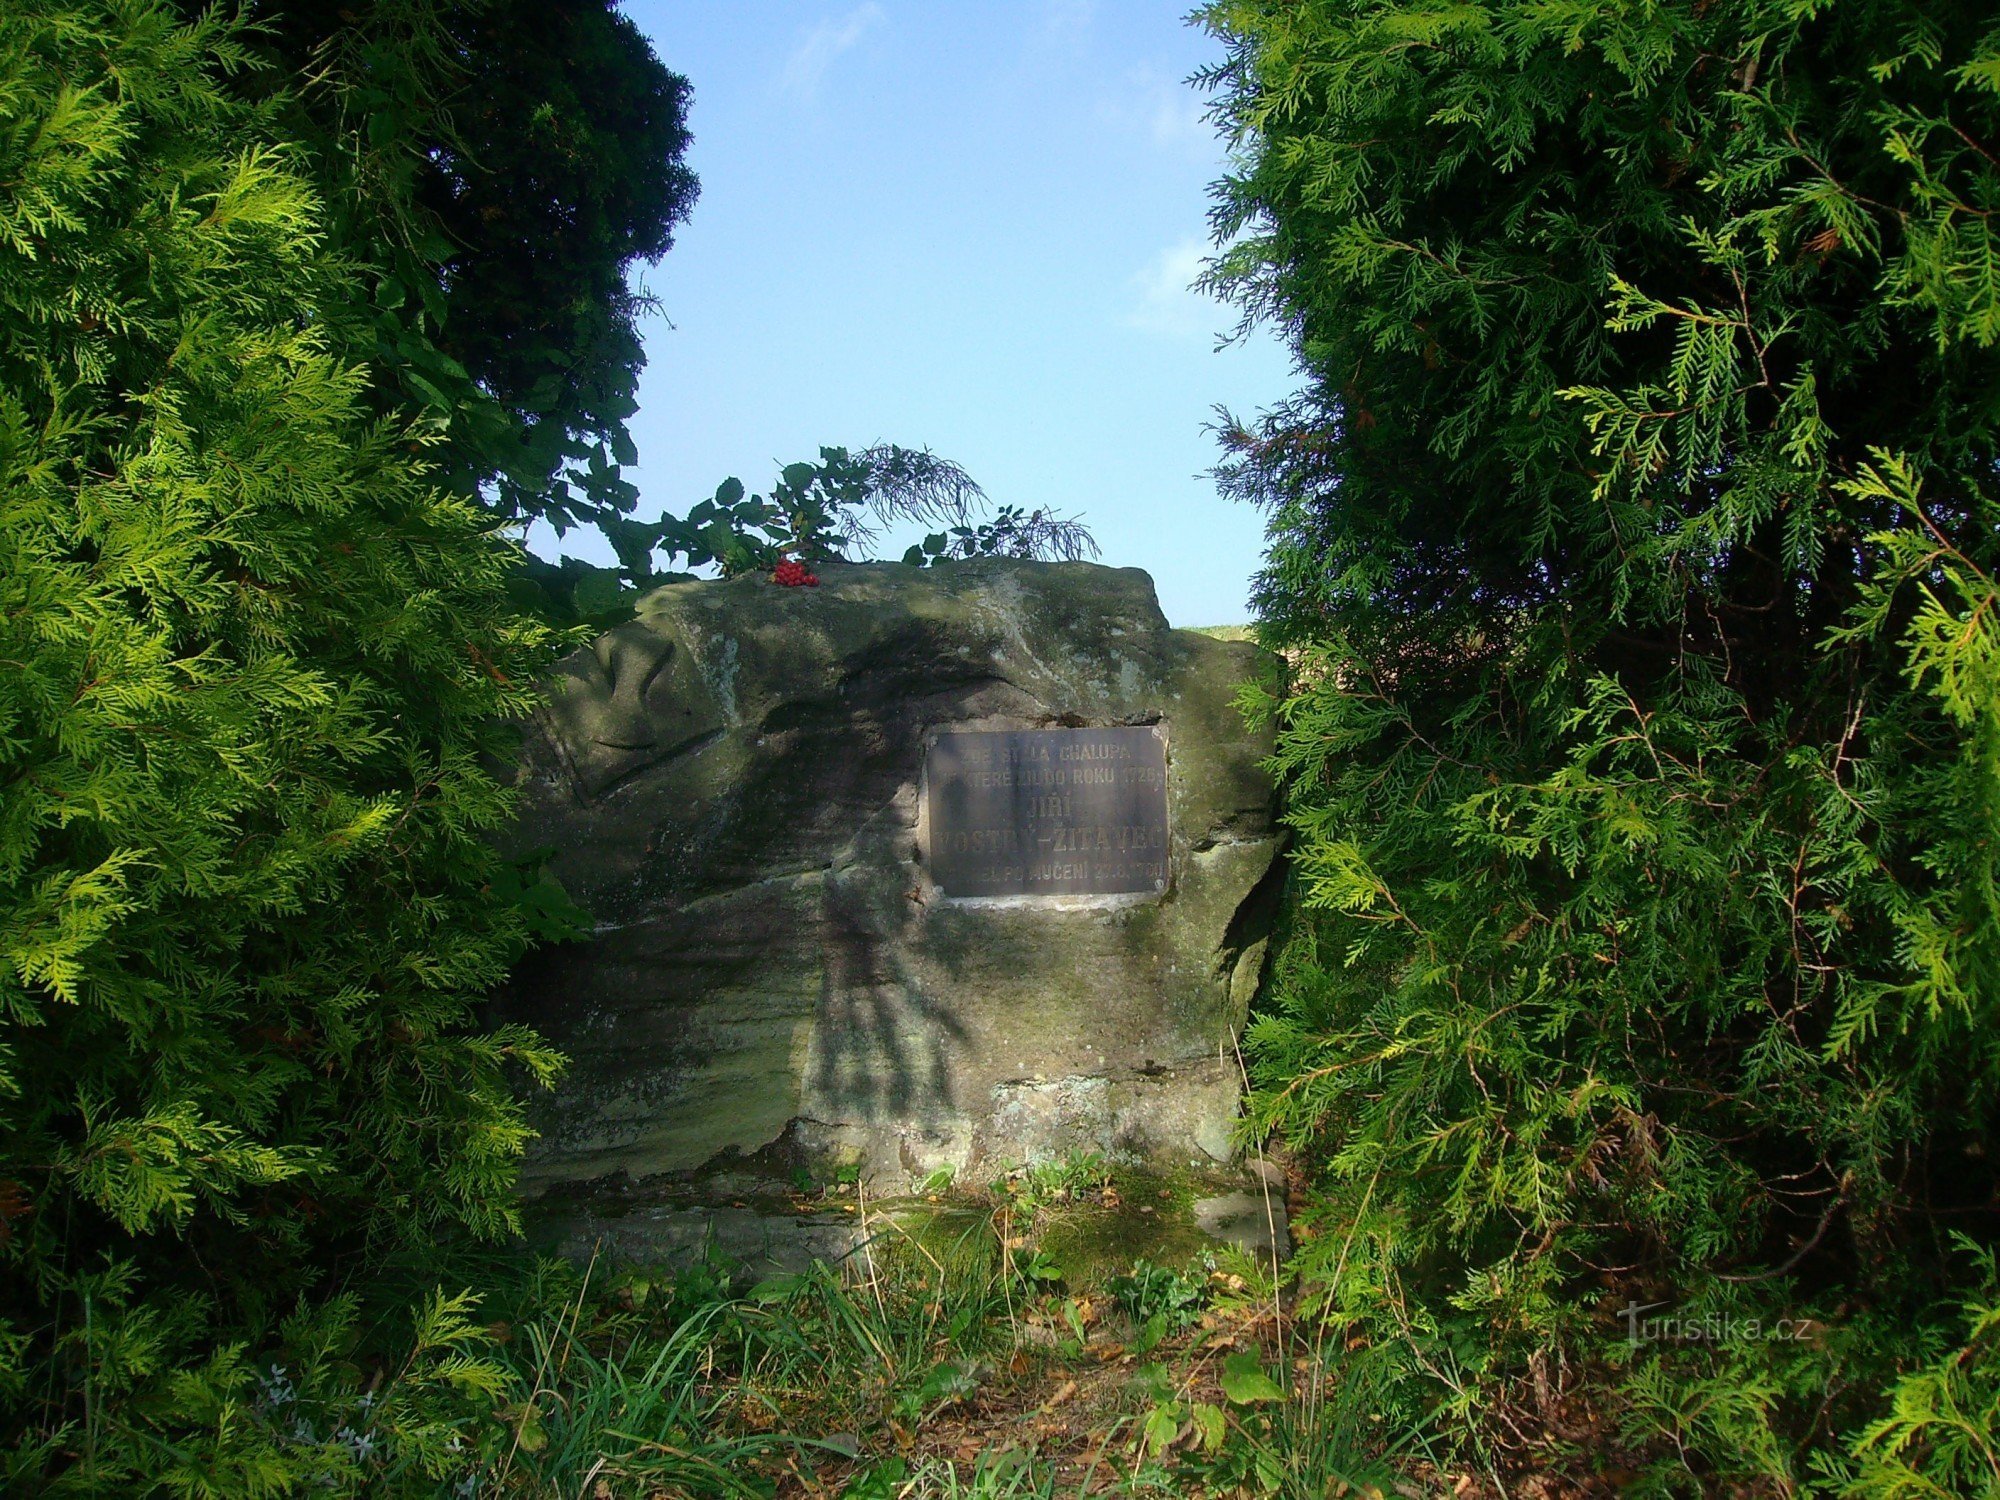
left=840, top=1458, right=907, bottom=1499
left=1024, top=1251, right=1063, bottom=1282
left=1191, top=1402, right=1227, bottom=1454
left=1219, top=1352, right=1284, bottom=1405
left=403, top=370, right=450, bottom=410
left=1141, top=1401, right=1183, bottom=1457
left=571, top=566, right=629, bottom=618
left=514, top=1405, right=547, bottom=1453
left=1134, top=1311, right=1167, bottom=1354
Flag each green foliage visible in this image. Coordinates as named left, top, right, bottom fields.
left=536, top=445, right=1101, bottom=624
left=897, top=506, right=1104, bottom=571
left=1202, top=0, right=2000, bottom=1486
left=1217, top=1350, right=1285, bottom=1407
left=227, top=4, right=1095, bottom=616
left=486, top=848, right=593, bottom=947
left=216, top=0, right=700, bottom=539
left=837, top=1452, right=1056, bottom=1500
left=1109, top=1258, right=1211, bottom=1349
left=994, top=1149, right=1115, bottom=1219
left=0, top=0, right=567, bottom=1483
left=617, top=444, right=995, bottom=580
left=849, top=1450, right=1055, bottom=1499
left=1835, top=1240, right=2000, bottom=1497
left=0, top=1251, right=800, bottom=1496
left=1120, top=1344, right=1409, bottom=1497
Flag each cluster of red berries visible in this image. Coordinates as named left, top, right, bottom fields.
left=772, top=558, right=819, bottom=588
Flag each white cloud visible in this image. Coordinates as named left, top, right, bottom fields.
left=1099, top=66, right=1219, bottom=165
left=1150, top=87, right=1210, bottom=154
left=779, top=4, right=886, bottom=102
left=1038, top=0, right=1096, bottom=53
left=1127, top=237, right=1221, bottom=339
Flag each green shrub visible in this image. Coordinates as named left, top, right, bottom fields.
left=1201, top=0, right=2000, bottom=1487
left=1836, top=1240, right=2000, bottom=1497
left=0, top=1, right=565, bottom=1483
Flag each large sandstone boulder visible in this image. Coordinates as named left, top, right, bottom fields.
left=498, top=558, right=1280, bottom=1202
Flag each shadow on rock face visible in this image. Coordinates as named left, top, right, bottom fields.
left=805, top=866, right=966, bottom=1129
left=492, top=558, right=1283, bottom=1236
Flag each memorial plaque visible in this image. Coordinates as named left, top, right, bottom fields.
left=924, top=726, right=1169, bottom=898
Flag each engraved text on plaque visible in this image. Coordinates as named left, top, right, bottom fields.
left=924, top=726, right=1168, bottom=898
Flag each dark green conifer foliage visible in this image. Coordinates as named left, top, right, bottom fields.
left=0, top=0, right=562, bottom=1482
left=1202, top=0, right=2000, bottom=1485
left=204, top=0, right=701, bottom=536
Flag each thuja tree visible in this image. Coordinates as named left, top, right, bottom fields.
left=1201, top=1, right=2000, bottom=1488
left=0, top=2, right=564, bottom=1486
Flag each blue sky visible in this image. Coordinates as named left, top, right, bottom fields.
left=532, top=2, right=1298, bottom=627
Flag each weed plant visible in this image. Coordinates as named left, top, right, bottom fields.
left=119, top=1173, right=1429, bottom=1498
